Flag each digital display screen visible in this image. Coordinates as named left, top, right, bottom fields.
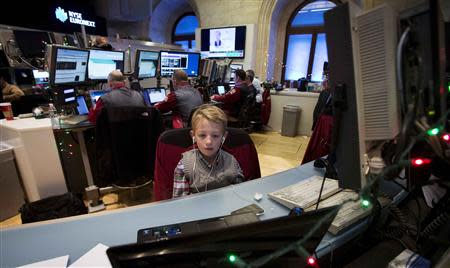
left=201, top=26, right=246, bottom=58
left=52, top=47, right=89, bottom=85
left=136, top=50, right=159, bottom=79
left=159, top=51, right=200, bottom=77
left=88, top=49, right=124, bottom=80
left=147, top=87, right=166, bottom=103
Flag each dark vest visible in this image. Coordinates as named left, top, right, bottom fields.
left=173, top=87, right=203, bottom=123
left=101, top=88, right=145, bottom=108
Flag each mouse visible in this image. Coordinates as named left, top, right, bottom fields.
left=254, top=193, right=263, bottom=201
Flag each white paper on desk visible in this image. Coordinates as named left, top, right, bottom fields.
left=69, top=243, right=111, bottom=268
left=17, top=255, right=69, bottom=267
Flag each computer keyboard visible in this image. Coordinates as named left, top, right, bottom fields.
left=63, top=115, right=89, bottom=125
left=303, top=190, right=371, bottom=235
left=268, top=175, right=341, bottom=210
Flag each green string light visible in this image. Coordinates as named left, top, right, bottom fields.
left=426, top=127, right=440, bottom=136
left=228, top=254, right=237, bottom=263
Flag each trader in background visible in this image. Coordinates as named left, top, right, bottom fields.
left=92, top=36, right=114, bottom=51
left=210, top=69, right=252, bottom=118
left=246, top=69, right=262, bottom=103
left=88, top=70, right=145, bottom=123
left=154, top=70, right=203, bottom=127
left=0, top=71, right=24, bottom=102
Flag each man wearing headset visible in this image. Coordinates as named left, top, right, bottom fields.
left=172, top=104, right=243, bottom=197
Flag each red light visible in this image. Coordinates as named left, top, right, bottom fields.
left=411, top=158, right=431, bottom=166
left=307, top=257, right=316, bottom=265
left=443, top=134, right=450, bottom=141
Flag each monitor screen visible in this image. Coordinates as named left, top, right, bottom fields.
left=147, top=87, right=166, bottom=104
left=159, top=51, right=200, bottom=77
left=135, top=50, right=159, bottom=79
left=201, top=26, right=246, bottom=58
left=88, top=49, right=124, bottom=80
left=76, top=96, right=89, bottom=115
left=50, top=46, right=89, bottom=86
left=33, top=70, right=49, bottom=86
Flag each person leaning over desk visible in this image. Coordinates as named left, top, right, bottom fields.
left=210, top=69, right=253, bottom=118
left=172, top=104, right=244, bottom=197
left=88, top=70, right=145, bottom=124
left=0, top=71, right=24, bottom=102
left=153, top=70, right=203, bottom=127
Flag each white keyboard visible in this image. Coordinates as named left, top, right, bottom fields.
left=268, top=175, right=341, bottom=210
left=63, top=115, right=88, bottom=125
left=304, top=190, right=369, bottom=235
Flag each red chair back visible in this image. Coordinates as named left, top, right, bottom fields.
left=153, top=128, right=261, bottom=201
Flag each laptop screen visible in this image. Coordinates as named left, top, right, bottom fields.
left=89, top=90, right=108, bottom=105
left=217, top=85, right=225, bottom=95
left=76, top=96, right=89, bottom=115
left=148, top=88, right=166, bottom=104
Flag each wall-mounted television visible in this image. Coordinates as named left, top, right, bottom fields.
left=200, top=26, right=246, bottom=58
left=48, top=46, right=89, bottom=86
left=88, top=49, right=124, bottom=80
left=159, top=51, right=200, bottom=77
left=135, top=49, right=159, bottom=79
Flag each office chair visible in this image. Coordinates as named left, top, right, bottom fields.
left=94, top=105, right=164, bottom=190
left=153, top=127, right=261, bottom=201
left=228, top=92, right=258, bottom=132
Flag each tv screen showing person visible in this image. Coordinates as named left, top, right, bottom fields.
left=209, top=28, right=236, bottom=52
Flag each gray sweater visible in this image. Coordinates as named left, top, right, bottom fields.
left=182, top=149, right=243, bottom=193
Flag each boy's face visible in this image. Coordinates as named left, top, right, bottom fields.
left=192, top=118, right=226, bottom=162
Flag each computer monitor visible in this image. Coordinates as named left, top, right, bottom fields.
left=49, top=46, right=89, bottom=86
left=33, top=70, right=49, bottom=87
left=147, top=87, right=166, bottom=104
left=134, top=49, right=159, bottom=79
left=88, top=49, right=125, bottom=80
left=159, top=51, right=200, bottom=77
left=107, top=206, right=338, bottom=267
left=324, top=3, right=400, bottom=190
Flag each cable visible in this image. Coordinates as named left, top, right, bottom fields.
left=420, top=212, right=450, bottom=238
left=396, top=26, right=410, bottom=115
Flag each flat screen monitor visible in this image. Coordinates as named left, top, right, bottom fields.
left=147, top=87, right=166, bottom=104
left=159, top=51, right=200, bottom=77
left=49, top=46, right=89, bottom=86
left=135, top=50, right=159, bottom=79
left=88, top=49, right=124, bottom=80
left=106, top=206, right=338, bottom=267
left=33, top=70, right=49, bottom=87
left=201, top=26, right=246, bottom=58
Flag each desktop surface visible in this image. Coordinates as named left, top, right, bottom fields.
left=0, top=162, right=402, bottom=267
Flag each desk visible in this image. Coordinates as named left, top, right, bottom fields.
left=0, top=118, right=67, bottom=201
left=0, top=162, right=376, bottom=267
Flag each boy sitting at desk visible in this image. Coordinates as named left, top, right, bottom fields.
left=172, top=104, right=243, bottom=197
